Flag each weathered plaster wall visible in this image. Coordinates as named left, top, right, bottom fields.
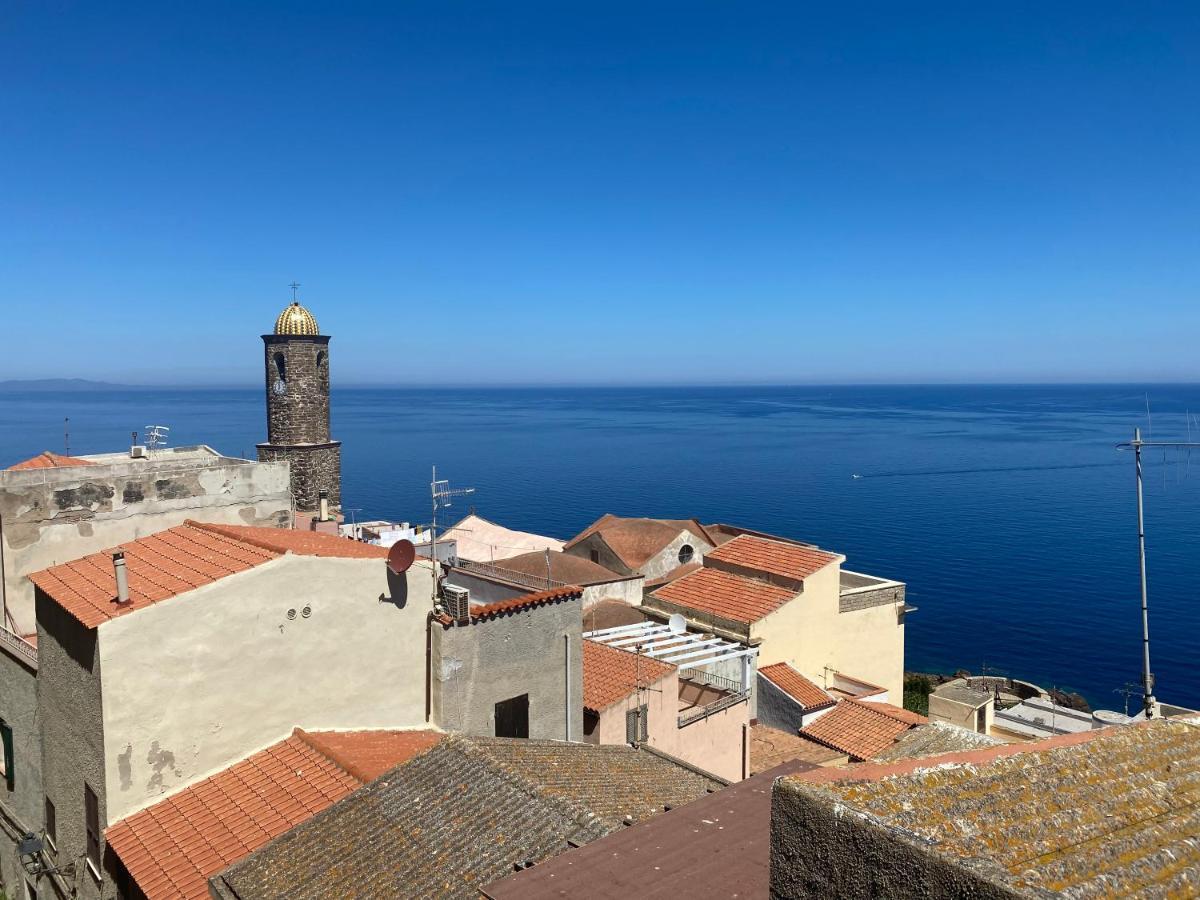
left=563, top=533, right=633, bottom=576
left=639, top=529, right=713, bottom=581
left=593, top=670, right=678, bottom=751
left=753, top=565, right=904, bottom=700
left=0, top=456, right=291, bottom=634
left=96, top=555, right=435, bottom=822
left=36, top=591, right=113, bottom=900
left=444, top=568, right=644, bottom=613
left=0, top=644, right=43, bottom=899
left=770, top=779, right=1019, bottom=900
left=431, top=600, right=583, bottom=741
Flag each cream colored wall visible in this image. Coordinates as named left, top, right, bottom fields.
left=97, top=555, right=435, bottom=823
left=751, top=564, right=904, bottom=699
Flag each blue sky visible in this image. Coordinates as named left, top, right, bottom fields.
left=2, top=2, right=1198, bottom=385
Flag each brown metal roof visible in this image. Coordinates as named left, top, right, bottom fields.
left=482, top=760, right=818, bottom=900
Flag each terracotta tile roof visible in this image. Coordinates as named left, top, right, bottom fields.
left=758, top=662, right=835, bottom=711
left=214, top=735, right=726, bottom=900
left=29, top=520, right=387, bottom=629
left=780, top=720, right=1200, bottom=898
left=705, top=533, right=840, bottom=581
left=295, top=729, right=444, bottom=783
left=652, top=566, right=795, bottom=624
left=750, top=724, right=846, bottom=773
left=871, top=722, right=1004, bottom=762
left=583, top=640, right=675, bottom=713
left=434, top=584, right=583, bottom=627
left=583, top=598, right=653, bottom=633
left=643, top=560, right=702, bottom=589
left=106, top=729, right=440, bottom=900
left=7, top=450, right=96, bottom=470
left=799, top=699, right=927, bottom=761
left=565, top=514, right=714, bottom=569
left=487, top=549, right=636, bottom=585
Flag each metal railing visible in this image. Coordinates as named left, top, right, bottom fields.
left=678, top=689, right=749, bottom=728
left=0, top=628, right=37, bottom=670
left=454, top=558, right=568, bottom=592
left=678, top=668, right=743, bottom=694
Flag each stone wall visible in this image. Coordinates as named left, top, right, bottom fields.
left=35, top=591, right=114, bottom=900
left=0, top=642, right=43, bottom=900
left=839, top=582, right=905, bottom=614
left=262, top=335, right=331, bottom=446
left=770, top=778, right=1019, bottom=900
left=256, top=442, right=340, bottom=512
left=431, top=599, right=583, bottom=741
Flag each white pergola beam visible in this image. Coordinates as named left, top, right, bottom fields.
left=604, top=626, right=673, bottom=647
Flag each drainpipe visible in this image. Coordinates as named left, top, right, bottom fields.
left=564, top=634, right=572, bottom=742
left=0, top=510, right=10, bottom=632
left=741, top=723, right=748, bottom=780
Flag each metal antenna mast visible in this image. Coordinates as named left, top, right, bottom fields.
left=1116, top=426, right=1200, bottom=719
left=429, top=465, right=475, bottom=604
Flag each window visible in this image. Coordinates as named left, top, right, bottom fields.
left=0, top=718, right=13, bottom=791
left=625, top=704, right=648, bottom=744
left=84, top=783, right=100, bottom=876
left=44, top=797, right=56, bottom=851
left=495, top=694, right=529, bottom=739
left=589, top=549, right=600, bottom=564
left=678, top=544, right=695, bottom=565
left=273, top=352, right=286, bottom=381
left=975, top=705, right=987, bottom=734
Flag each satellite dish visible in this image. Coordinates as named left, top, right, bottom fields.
left=387, top=539, right=416, bottom=575
left=668, top=613, right=687, bottom=635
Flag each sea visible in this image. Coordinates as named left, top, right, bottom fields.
left=2, top=384, right=1198, bottom=711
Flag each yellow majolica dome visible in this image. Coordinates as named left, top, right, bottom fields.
left=274, top=301, right=320, bottom=336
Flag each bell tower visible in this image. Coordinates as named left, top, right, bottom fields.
left=256, top=292, right=342, bottom=514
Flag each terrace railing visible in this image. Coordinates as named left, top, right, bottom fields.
left=0, top=628, right=37, bottom=670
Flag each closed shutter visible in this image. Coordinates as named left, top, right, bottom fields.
left=0, top=719, right=13, bottom=791
left=625, top=705, right=648, bottom=743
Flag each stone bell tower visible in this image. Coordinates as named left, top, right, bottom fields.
left=256, top=295, right=341, bottom=514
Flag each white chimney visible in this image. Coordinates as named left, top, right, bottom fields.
left=319, top=490, right=330, bottom=522
left=113, top=551, right=130, bottom=605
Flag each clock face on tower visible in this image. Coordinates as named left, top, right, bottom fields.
left=273, top=378, right=287, bottom=396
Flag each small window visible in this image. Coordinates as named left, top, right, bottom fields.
left=678, top=544, right=695, bottom=565
left=625, top=704, right=648, bottom=744
left=0, top=718, right=13, bottom=791
left=273, top=352, right=286, bottom=381
left=495, top=694, right=530, bottom=739
left=975, top=705, right=987, bottom=734
left=589, top=549, right=600, bottom=564
left=84, top=783, right=100, bottom=874
left=44, top=797, right=56, bottom=851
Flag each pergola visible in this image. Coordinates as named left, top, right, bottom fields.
left=584, top=620, right=758, bottom=692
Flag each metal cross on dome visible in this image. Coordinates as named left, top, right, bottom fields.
left=289, top=281, right=301, bottom=301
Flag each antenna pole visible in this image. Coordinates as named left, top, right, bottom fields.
left=1132, top=427, right=1156, bottom=719
left=64, top=417, right=69, bottom=456
left=431, top=465, right=438, bottom=607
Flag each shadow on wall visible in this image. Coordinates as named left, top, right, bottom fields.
left=380, top=568, right=409, bottom=610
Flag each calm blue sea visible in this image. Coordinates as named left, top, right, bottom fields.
left=2, top=384, right=1198, bottom=710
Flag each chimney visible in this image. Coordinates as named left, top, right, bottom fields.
left=319, top=490, right=329, bottom=522
left=113, top=551, right=130, bottom=605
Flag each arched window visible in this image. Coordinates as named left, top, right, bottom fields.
left=273, top=352, right=286, bottom=381
left=678, top=544, right=695, bottom=565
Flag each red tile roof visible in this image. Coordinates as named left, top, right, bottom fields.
left=7, top=450, right=96, bottom=470
left=583, top=640, right=675, bottom=714
left=565, top=515, right=714, bottom=569
left=435, top=585, right=583, bottom=627
left=706, top=534, right=840, bottom=581
left=652, top=567, right=795, bottom=624
left=29, top=520, right=388, bottom=629
left=295, top=729, right=443, bottom=783
left=799, top=699, right=928, bottom=761
left=106, top=729, right=441, bottom=900
left=758, top=662, right=835, bottom=711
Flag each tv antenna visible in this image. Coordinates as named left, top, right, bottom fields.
left=429, top=465, right=475, bottom=606
left=1116, top=425, right=1200, bottom=719
left=145, top=425, right=170, bottom=454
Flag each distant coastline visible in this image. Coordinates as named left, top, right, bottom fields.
left=0, top=378, right=137, bottom=392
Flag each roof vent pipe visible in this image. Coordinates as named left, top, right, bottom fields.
left=113, top=551, right=130, bottom=605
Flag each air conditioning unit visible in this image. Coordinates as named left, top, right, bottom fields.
left=441, top=584, right=470, bottom=622
left=130, top=445, right=148, bottom=459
